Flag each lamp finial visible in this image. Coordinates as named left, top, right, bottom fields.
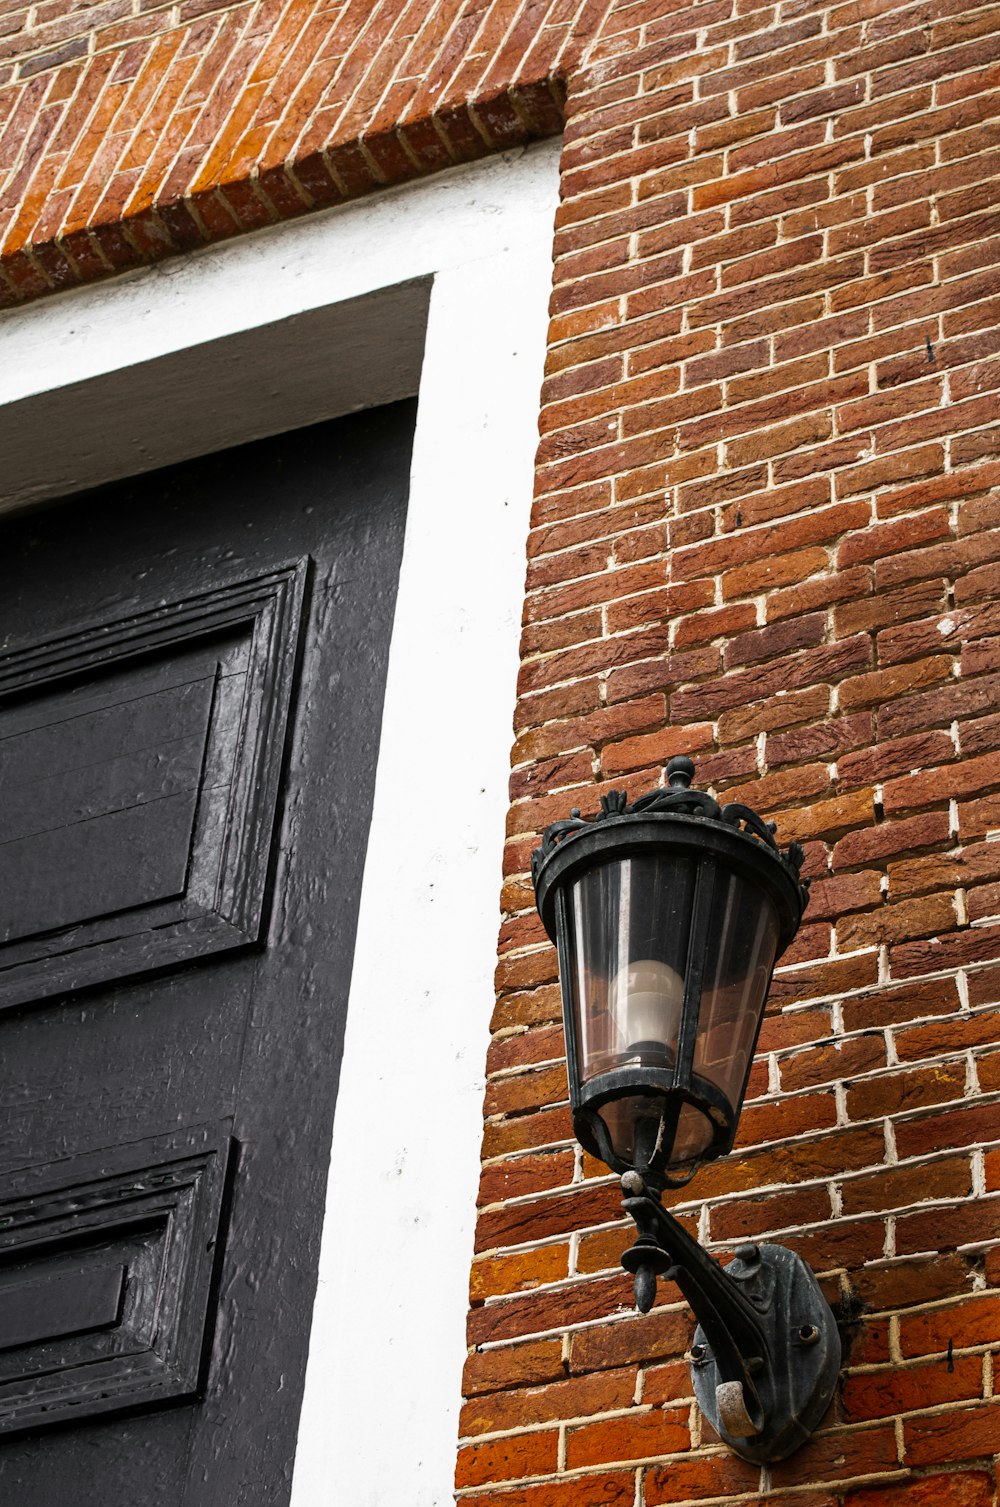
left=667, top=755, right=695, bottom=790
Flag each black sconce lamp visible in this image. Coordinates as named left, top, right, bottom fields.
left=531, top=756, right=841, bottom=1462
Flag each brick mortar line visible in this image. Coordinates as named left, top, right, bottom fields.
left=554, top=147, right=996, bottom=256
left=584, top=104, right=996, bottom=182
left=540, top=367, right=999, bottom=467
left=478, top=1087, right=1000, bottom=1186
left=458, top=1388, right=1000, bottom=1453
left=472, top=1166, right=994, bottom=1269
left=569, top=3, right=996, bottom=100
left=483, top=1029, right=1000, bottom=1092
left=544, top=207, right=1000, bottom=340
left=476, top=1129, right=996, bottom=1207
left=565, top=59, right=997, bottom=152
left=455, top=1469, right=878, bottom=1504
left=456, top=1398, right=1000, bottom=1484
left=470, top=1231, right=1000, bottom=1315
left=533, top=378, right=997, bottom=490
left=11, top=3, right=993, bottom=108
left=457, top=1360, right=1000, bottom=1447
left=474, top=1183, right=1000, bottom=1256
left=524, top=474, right=984, bottom=567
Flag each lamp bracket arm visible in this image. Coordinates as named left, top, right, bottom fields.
left=620, top=1188, right=769, bottom=1386
left=618, top=1176, right=841, bottom=1464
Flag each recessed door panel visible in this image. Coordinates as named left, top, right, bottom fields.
left=0, top=1126, right=230, bottom=1433
left=0, top=565, right=307, bottom=1009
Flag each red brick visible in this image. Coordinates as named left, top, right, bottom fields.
left=756, top=1009, right=835, bottom=1062
left=832, top=812, right=951, bottom=870
left=894, top=1100, right=1000, bottom=1161
left=514, top=695, right=668, bottom=764
left=697, top=1123, right=885, bottom=1200
left=968, top=963, right=1000, bottom=1008
left=837, top=655, right=954, bottom=713
left=470, top=1245, right=571, bottom=1305
left=894, top=1007, right=1000, bottom=1062
left=468, top=1271, right=636, bottom=1348
left=644, top=1449, right=762, bottom=1503
left=570, top=1308, right=693, bottom=1375
left=720, top=545, right=830, bottom=601
left=458, top=1475, right=636, bottom=1507
left=723, top=611, right=827, bottom=671
left=899, top=1294, right=1000, bottom=1360
left=836, top=893, right=958, bottom=951
left=774, top=788, right=876, bottom=845
left=475, top=1181, right=619, bottom=1253
left=841, top=975, right=961, bottom=1034
left=709, top=1182, right=832, bottom=1241
left=845, top=1061, right=967, bottom=1122
left=838, top=731, right=955, bottom=788
left=641, top=1358, right=691, bottom=1408
left=460, top=1367, right=636, bottom=1437
left=840, top=1155, right=972, bottom=1217
left=456, top=1429, right=561, bottom=1488
left=689, top=502, right=872, bottom=582
left=879, top=668, right=1000, bottom=739
left=831, top=578, right=951, bottom=638
left=769, top=1422, right=899, bottom=1487
left=842, top=1353, right=983, bottom=1422
left=852, top=1252, right=978, bottom=1313
left=719, top=685, right=831, bottom=742
left=891, top=922, right=1000, bottom=977
left=565, top=1405, right=690, bottom=1467
left=905, top=1403, right=1000, bottom=1467
left=885, top=749, right=1000, bottom=817
left=768, top=713, right=873, bottom=770
left=782, top=1037, right=891, bottom=1102
left=463, top=1339, right=567, bottom=1398
left=896, top=1195, right=1000, bottom=1257
left=600, top=722, right=712, bottom=776
left=837, top=508, right=952, bottom=569
left=767, top=564, right=874, bottom=625
left=843, top=1469, right=995, bottom=1507
left=770, top=950, right=881, bottom=1009
left=481, top=1104, right=574, bottom=1161
left=673, top=600, right=760, bottom=652
left=479, top=1150, right=575, bottom=1207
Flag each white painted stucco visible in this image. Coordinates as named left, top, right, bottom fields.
left=0, top=140, right=561, bottom=1507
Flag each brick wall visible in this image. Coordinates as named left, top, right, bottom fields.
left=472, top=2, right=1000, bottom=1504
left=3, top=0, right=1000, bottom=1503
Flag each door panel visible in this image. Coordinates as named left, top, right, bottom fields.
left=0, top=1125, right=230, bottom=1433
left=0, top=562, right=307, bottom=1007
left=0, top=401, right=415, bottom=1503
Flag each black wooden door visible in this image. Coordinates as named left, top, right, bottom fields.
left=0, top=401, right=415, bottom=1504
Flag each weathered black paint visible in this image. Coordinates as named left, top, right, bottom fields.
left=0, top=562, right=308, bottom=1007
left=0, top=1126, right=232, bottom=1432
left=0, top=402, right=415, bottom=1502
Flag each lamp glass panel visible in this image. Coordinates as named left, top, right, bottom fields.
left=567, top=853, right=696, bottom=1086
left=597, top=1095, right=714, bottom=1174
left=694, top=867, right=780, bottom=1112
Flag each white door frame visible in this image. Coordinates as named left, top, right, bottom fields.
left=0, top=139, right=561, bottom=1507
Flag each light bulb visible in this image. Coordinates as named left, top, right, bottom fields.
left=609, top=958, right=685, bottom=1056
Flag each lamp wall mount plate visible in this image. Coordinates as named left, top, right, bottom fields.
left=691, top=1241, right=841, bottom=1462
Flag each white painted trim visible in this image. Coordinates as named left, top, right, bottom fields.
left=0, top=142, right=560, bottom=1507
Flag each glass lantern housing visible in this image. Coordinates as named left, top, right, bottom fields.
left=531, top=757, right=808, bottom=1190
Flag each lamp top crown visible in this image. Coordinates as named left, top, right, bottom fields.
left=530, top=754, right=809, bottom=925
